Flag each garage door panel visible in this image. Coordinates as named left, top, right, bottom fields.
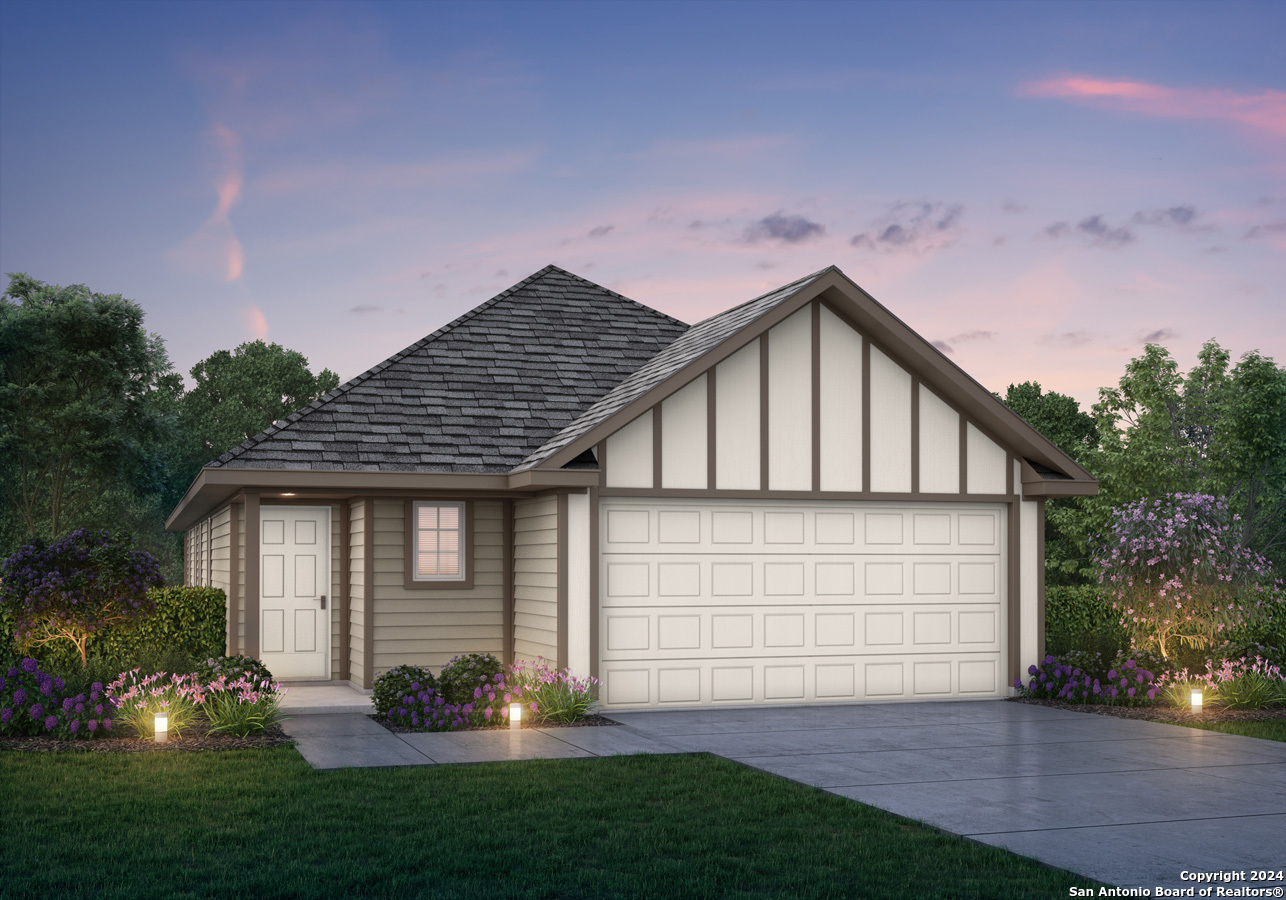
left=599, top=499, right=1005, bottom=709
left=600, top=653, right=1003, bottom=707
left=601, top=504, right=1001, bottom=555
left=601, top=603, right=1001, bottom=660
left=601, top=556, right=1001, bottom=606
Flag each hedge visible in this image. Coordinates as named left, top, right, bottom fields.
left=1044, top=583, right=1117, bottom=636
left=1, top=586, right=226, bottom=673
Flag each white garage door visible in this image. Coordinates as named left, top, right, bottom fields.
left=598, top=498, right=1006, bottom=709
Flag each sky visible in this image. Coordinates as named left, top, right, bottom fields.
left=1, top=0, right=1282, bottom=411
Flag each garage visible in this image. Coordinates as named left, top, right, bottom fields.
left=598, top=498, right=1006, bottom=708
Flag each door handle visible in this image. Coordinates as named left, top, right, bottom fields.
left=319, top=595, right=327, bottom=609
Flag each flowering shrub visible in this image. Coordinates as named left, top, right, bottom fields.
left=1015, top=655, right=1158, bottom=705
left=510, top=657, right=600, bottom=724
left=373, top=664, right=436, bottom=718
left=1094, top=493, right=1284, bottom=659
left=203, top=654, right=274, bottom=685
left=386, top=669, right=535, bottom=731
left=0, top=530, right=163, bottom=668
left=0, top=658, right=112, bottom=737
left=1207, top=656, right=1286, bottom=709
left=1153, top=667, right=1218, bottom=708
left=438, top=652, right=504, bottom=705
left=203, top=672, right=286, bottom=735
left=107, top=669, right=205, bottom=739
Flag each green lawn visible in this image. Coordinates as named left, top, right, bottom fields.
left=1171, top=719, right=1286, bottom=742
left=0, top=749, right=1096, bottom=900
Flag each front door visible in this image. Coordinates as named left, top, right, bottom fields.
left=260, top=506, right=330, bottom=678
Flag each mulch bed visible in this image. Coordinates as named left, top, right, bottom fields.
left=1008, top=696, right=1286, bottom=723
left=0, top=720, right=293, bottom=754
left=373, top=713, right=620, bottom=734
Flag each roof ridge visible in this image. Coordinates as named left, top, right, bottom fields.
left=688, top=266, right=834, bottom=328
left=211, top=264, right=609, bottom=467
left=544, top=265, right=689, bottom=330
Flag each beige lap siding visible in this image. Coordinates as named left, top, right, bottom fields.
left=371, top=499, right=505, bottom=677
left=349, top=500, right=366, bottom=684
left=513, top=494, right=559, bottom=664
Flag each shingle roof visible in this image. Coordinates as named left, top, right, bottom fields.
left=209, top=266, right=689, bottom=473
left=514, top=267, right=831, bottom=472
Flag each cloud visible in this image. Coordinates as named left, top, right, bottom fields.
left=1245, top=221, right=1286, bottom=239
left=1043, top=215, right=1134, bottom=247
left=351, top=304, right=383, bottom=315
left=1141, top=328, right=1178, bottom=342
left=588, top=224, right=614, bottom=238
left=1001, top=201, right=1027, bottom=214
left=240, top=307, right=269, bottom=340
left=850, top=201, right=964, bottom=254
left=1039, top=331, right=1098, bottom=348
left=1131, top=206, right=1198, bottom=227
left=168, top=123, right=246, bottom=281
left=744, top=212, right=825, bottom=244
left=1021, top=74, right=1286, bottom=140
left=930, top=329, right=997, bottom=355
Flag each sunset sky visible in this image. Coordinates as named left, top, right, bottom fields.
left=1, top=0, right=1282, bottom=411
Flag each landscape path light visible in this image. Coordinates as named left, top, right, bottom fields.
left=155, top=712, right=168, bottom=743
left=1191, top=689, right=1203, bottom=712
left=509, top=702, right=522, bottom=730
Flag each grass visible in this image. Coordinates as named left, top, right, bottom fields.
left=1169, top=719, right=1286, bottom=742
left=0, top=749, right=1097, bottom=900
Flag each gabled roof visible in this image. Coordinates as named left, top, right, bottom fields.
left=207, top=266, right=688, bottom=474
left=515, top=268, right=829, bottom=471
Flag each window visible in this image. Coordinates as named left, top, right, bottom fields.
left=406, top=501, right=472, bottom=588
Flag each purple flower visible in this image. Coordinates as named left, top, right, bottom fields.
left=69, top=720, right=80, bottom=734
left=91, top=682, right=102, bottom=693
left=87, top=720, right=98, bottom=732
left=44, top=715, right=57, bottom=731
left=1127, top=687, right=1136, bottom=698
left=0, top=708, right=11, bottom=724
left=103, top=719, right=112, bottom=731
left=13, top=688, right=26, bottom=705
left=39, top=680, right=52, bottom=697
left=29, top=703, right=43, bottom=719
left=75, top=703, right=84, bottom=713
left=94, top=704, right=103, bottom=716
left=62, top=697, right=74, bottom=712
left=21, top=658, right=37, bottom=674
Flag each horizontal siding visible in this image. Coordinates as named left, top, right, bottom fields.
left=370, top=498, right=505, bottom=677
left=349, top=501, right=366, bottom=681
left=209, top=507, right=232, bottom=594
left=513, top=494, right=559, bottom=663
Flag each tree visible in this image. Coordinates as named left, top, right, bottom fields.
left=0, top=529, right=163, bottom=669
left=0, top=274, right=176, bottom=542
left=1094, top=493, right=1282, bottom=659
left=179, top=340, right=339, bottom=468
left=1000, top=382, right=1099, bottom=584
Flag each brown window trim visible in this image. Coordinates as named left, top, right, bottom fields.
left=403, top=499, right=475, bottom=590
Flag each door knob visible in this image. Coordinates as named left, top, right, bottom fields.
left=319, top=595, right=327, bottom=609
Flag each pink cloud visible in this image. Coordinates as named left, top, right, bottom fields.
left=1023, top=75, right=1286, bottom=139
left=241, top=307, right=269, bottom=340
left=169, top=123, right=246, bottom=281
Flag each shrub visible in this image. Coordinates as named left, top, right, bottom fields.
left=373, top=664, right=436, bottom=718
left=1015, top=654, right=1158, bottom=705
left=1207, top=656, right=1286, bottom=710
left=203, top=673, right=286, bottom=735
left=106, top=669, right=205, bottom=739
left=0, top=657, right=113, bottom=738
left=386, top=668, right=535, bottom=731
left=202, top=654, right=274, bottom=685
left=1094, top=493, right=1284, bottom=660
left=0, top=530, right=163, bottom=668
left=438, top=652, right=504, bottom=705
left=1153, top=668, right=1216, bottom=709
left=510, top=657, right=600, bottom=724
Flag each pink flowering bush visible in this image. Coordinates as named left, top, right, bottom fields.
left=203, top=672, right=287, bottom=735
left=510, top=657, right=600, bottom=724
left=107, top=669, right=206, bottom=738
left=1156, top=656, right=1286, bottom=710
left=1095, top=493, right=1284, bottom=660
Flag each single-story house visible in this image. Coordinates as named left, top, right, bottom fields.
left=166, top=265, right=1096, bottom=708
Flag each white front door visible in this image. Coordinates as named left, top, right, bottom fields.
left=260, top=506, right=330, bottom=678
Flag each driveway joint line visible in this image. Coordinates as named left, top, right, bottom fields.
left=963, top=810, right=1286, bottom=837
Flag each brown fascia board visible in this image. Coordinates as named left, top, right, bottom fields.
left=165, top=467, right=594, bottom=532
left=538, top=267, right=1097, bottom=489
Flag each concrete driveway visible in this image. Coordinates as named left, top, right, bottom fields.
left=606, top=701, right=1286, bottom=893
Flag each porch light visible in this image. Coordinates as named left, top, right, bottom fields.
left=1191, top=689, right=1203, bottom=712
left=509, top=702, right=522, bottom=730
left=154, top=713, right=169, bottom=743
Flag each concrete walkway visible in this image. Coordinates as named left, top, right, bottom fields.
left=279, top=687, right=1286, bottom=892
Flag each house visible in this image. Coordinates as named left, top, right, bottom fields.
left=166, top=265, right=1096, bottom=709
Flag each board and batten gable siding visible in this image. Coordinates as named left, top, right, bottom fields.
left=513, top=494, right=559, bottom=663
left=369, top=498, right=504, bottom=676
left=600, top=300, right=1012, bottom=498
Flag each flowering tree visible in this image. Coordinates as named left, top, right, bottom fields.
left=0, top=529, right=162, bottom=668
left=1095, top=493, right=1283, bottom=659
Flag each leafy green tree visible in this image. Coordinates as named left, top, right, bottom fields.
left=1000, top=382, right=1099, bottom=584
left=178, top=340, right=340, bottom=469
left=0, top=274, right=176, bottom=542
